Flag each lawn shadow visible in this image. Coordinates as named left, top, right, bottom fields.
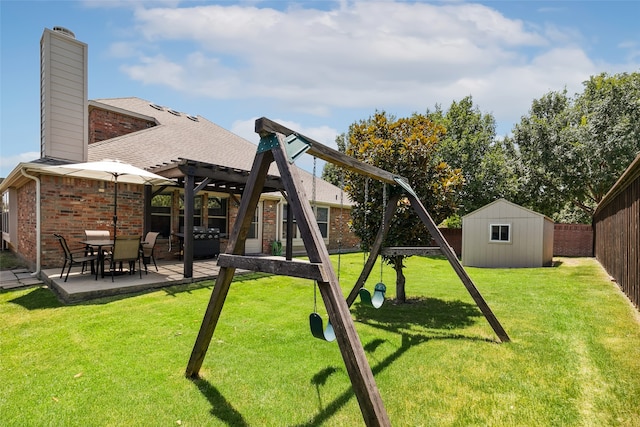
left=7, top=286, right=63, bottom=310
left=190, top=377, right=249, bottom=427
left=295, top=297, right=497, bottom=426
left=352, top=296, right=485, bottom=334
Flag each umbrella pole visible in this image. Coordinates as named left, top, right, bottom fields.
left=113, top=176, right=118, bottom=239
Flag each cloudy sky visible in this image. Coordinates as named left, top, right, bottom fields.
left=1, top=0, right=639, bottom=176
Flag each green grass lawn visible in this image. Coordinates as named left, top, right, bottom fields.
left=1, top=255, right=639, bottom=426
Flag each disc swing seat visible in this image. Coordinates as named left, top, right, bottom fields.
left=358, top=180, right=387, bottom=309
left=359, top=282, right=386, bottom=308
left=309, top=310, right=336, bottom=341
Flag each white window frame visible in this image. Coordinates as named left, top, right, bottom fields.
left=489, top=223, right=511, bottom=243
left=281, top=203, right=330, bottom=242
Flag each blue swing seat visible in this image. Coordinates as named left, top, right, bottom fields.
left=309, top=312, right=336, bottom=342
left=359, top=282, right=386, bottom=308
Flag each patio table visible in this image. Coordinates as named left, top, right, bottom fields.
left=79, top=239, right=113, bottom=279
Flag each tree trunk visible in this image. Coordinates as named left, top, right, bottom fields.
left=394, top=255, right=406, bottom=303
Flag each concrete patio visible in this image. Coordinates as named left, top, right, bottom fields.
left=38, top=258, right=240, bottom=304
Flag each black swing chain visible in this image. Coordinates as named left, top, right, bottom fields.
left=380, top=182, right=386, bottom=283
left=312, top=157, right=318, bottom=313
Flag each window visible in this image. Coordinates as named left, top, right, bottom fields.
left=281, top=204, right=329, bottom=239
left=247, top=207, right=259, bottom=239
left=1, top=191, right=8, bottom=234
left=207, top=197, right=227, bottom=233
left=315, top=207, right=329, bottom=238
left=179, top=195, right=202, bottom=228
left=150, top=194, right=171, bottom=237
left=490, top=224, right=511, bottom=242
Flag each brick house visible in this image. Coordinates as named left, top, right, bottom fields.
left=0, top=27, right=356, bottom=275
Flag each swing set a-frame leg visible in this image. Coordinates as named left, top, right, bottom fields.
left=270, top=134, right=391, bottom=426
left=186, top=134, right=391, bottom=426
left=186, top=150, right=274, bottom=378
left=407, top=193, right=511, bottom=343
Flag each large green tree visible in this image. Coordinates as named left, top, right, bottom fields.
left=428, top=96, right=519, bottom=217
left=512, top=72, right=640, bottom=222
left=344, top=111, right=463, bottom=302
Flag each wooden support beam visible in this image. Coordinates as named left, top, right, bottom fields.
left=186, top=150, right=275, bottom=378
left=183, top=174, right=195, bottom=278
left=271, top=133, right=391, bottom=426
left=380, top=247, right=442, bottom=256
left=217, top=254, right=328, bottom=282
left=255, top=117, right=400, bottom=185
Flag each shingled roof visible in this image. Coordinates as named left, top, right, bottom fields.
left=87, top=97, right=349, bottom=206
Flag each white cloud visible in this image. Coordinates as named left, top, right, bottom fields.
left=112, top=1, right=630, bottom=137
left=230, top=116, right=339, bottom=173
left=0, top=152, right=40, bottom=175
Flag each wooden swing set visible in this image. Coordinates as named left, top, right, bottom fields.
left=185, top=117, right=510, bottom=427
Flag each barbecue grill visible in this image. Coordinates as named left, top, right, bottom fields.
left=176, top=226, right=220, bottom=259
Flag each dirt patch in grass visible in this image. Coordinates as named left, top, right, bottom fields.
left=0, top=250, right=28, bottom=271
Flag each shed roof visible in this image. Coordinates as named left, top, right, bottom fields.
left=463, top=198, right=553, bottom=222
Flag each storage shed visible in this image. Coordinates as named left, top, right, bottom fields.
left=462, top=199, right=554, bottom=268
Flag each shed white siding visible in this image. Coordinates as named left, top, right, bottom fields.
left=40, top=28, right=88, bottom=163
left=462, top=199, right=554, bottom=268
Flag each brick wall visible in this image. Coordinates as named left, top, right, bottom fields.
left=430, top=225, right=593, bottom=258
left=40, top=175, right=144, bottom=268
left=329, top=206, right=359, bottom=252
left=16, top=180, right=37, bottom=270
left=554, top=223, right=593, bottom=257
left=262, top=199, right=278, bottom=254
left=88, top=107, right=156, bottom=144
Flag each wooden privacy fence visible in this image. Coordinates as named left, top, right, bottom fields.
left=593, top=153, right=640, bottom=310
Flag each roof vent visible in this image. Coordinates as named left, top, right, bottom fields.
left=187, top=115, right=199, bottom=122
left=150, top=103, right=164, bottom=111
left=168, top=109, right=181, bottom=116
left=53, top=26, right=75, bottom=39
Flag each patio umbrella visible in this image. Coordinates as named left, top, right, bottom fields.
left=41, top=160, right=174, bottom=237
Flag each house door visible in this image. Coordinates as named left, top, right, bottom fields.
left=244, top=203, right=262, bottom=254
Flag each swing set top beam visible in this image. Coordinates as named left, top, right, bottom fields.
left=255, top=117, right=402, bottom=185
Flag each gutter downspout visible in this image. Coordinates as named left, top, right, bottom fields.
left=20, top=168, right=41, bottom=277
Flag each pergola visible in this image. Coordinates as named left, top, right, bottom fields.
left=149, top=158, right=285, bottom=278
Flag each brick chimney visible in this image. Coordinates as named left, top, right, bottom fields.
left=40, top=26, right=88, bottom=162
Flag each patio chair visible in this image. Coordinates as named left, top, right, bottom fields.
left=141, top=231, right=160, bottom=272
left=54, top=234, right=98, bottom=282
left=105, top=235, right=142, bottom=282
left=84, top=230, right=110, bottom=256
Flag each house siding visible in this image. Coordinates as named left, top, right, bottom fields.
left=40, top=28, right=88, bottom=163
